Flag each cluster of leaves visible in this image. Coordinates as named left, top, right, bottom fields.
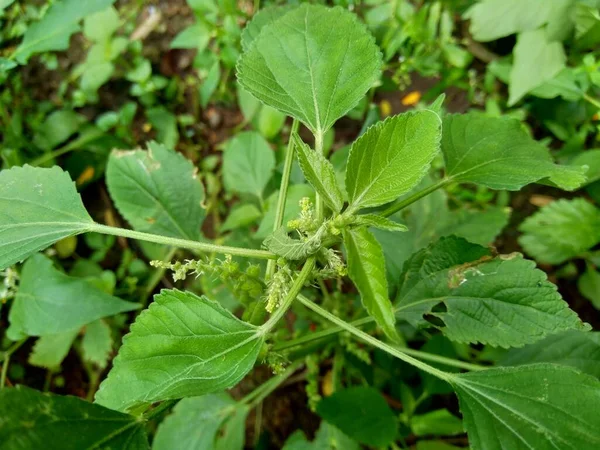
left=1, top=1, right=600, bottom=450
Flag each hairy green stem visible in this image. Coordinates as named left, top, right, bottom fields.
left=266, top=119, right=300, bottom=280
left=260, top=257, right=316, bottom=334
left=1, top=339, right=27, bottom=389
left=241, top=360, right=303, bottom=409
left=89, top=223, right=276, bottom=260
left=297, top=295, right=452, bottom=381
left=381, top=178, right=450, bottom=218
left=314, top=132, right=325, bottom=222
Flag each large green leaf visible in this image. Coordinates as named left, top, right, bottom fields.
left=0, top=386, right=149, bottom=450
left=316, top=386, right=397, bottom=447
left=237, top=4, right=382, bottom=135
left=222, top=131, right=275, bottom=200
left=95, top=289, right=263, bottom=412
left=345, top=112, right=441, bottom=211
left=153, top=393, right=248, bottom=450
left=294, top=135, right=344, bottom=213
left=106, top=142, right=205, bottom=241
left=450, top=364, right=600, bottom=450
left=518, top=198, right=600, bottom=265
left=501, top=331, right=600, bottom=379
left=464, top=0, right=556, bottom=41
left=7, top=254, right=138, bottom=340
left=0, top=165, right=94, bottom=270
left=395, top=237, right=589, bottom=348
left=442, top=113, right=586, bottom=191
left=241, top=5, right=297, bottom=51
left=343, top=227, right=398, bottom=341
left=509, top=29, right=566, bottom=106
left=13, top=0, right=115, bottom=63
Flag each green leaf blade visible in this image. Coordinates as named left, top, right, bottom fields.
left=345, top=111, right=441, bottom=211
left=95, top=290, right=263, bottom=413
left=0, top=165, right=94, bottom=270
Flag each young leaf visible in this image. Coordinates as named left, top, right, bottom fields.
left=0, top=386, right=149, bottom=449
left=353, top=214, right=408, bottom=232
left=28, top=330, right=79, bottom=369
left=0, top=165, right=94, bottom=270
left=95, top=290, right=264, bottom=413
left=153, top=393, right=248, bottom=450
left=396, top=237, right=589, bottom=348
left=241, top=5, right=297, bottom=51
left=501, top=331, right=600, bottom=379
left=7, top=254, right=138, bottom=340
left=294, top=135, right=344, bottom=213
left=518, top=199, right=600, bottom=265
left=263, top=227, right=322, bottom=260
left=106, top=142, right=205, bottom=241
left=343, top=227, right=399, bottom=342
left=222, top=131, right=275, bottom=200
left=316, top=386, right=397, bottom=447
left=509, top=29, right=566, bottom=106
left=82, top=319, right=113, bottom=369
left=237, top=4, right=382, bottom=135
left=345, top=111, right=441, bottom=211
left=450, top=364, right=600, bottom=450
left=12, top=0, right=115, bottom=63
left=442, top=113, right=587, bottom=191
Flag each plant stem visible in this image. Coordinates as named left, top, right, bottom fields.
left=89, top=223, right=276, bottom=260
left=314, top=132, right=325, bottom=222
left=297, top=295, right=452, bottom=381
left=143, top=399, right=178, bottom=421
left=584, top=93, right=600, bottom=110
left=266, top=119, right=300, bottom=280
left=260, top=257, right=316, bottom=334
left=381, top=178, right=450, bottom=218
left=241, top=360, right=303, bottom=409
left=1, top=339, right=27, bottom=389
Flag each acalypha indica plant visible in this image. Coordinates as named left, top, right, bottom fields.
left=1, top=4, right=599, bottom=449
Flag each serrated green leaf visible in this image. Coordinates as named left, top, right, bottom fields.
left=0, top=386, right=149, bottom=450
left=28, top=330, right=79, bottom=369
left=345, top=111, right=441, bottom=211
left=343, top=227, right=398, bottom=341
left=237, top=4, right=382, bottom=135
left=450, top=364, right=600, bottom=450
left=153, top=393, right=247, bottom=450
left=509, top=29, right=566, bottom=106
left=82, top=319, right=113, bottom=369
left=442, top=113, right=587, bottom=191
left=518, top=199, right=600, bottom=265
left=501, top=331, right=600, bottom=379
left=7, top=254, right=138, bottom=340
left=95, top=289, right=263, bottom=412
left=13, top=0, right=115, bottom=64
left=353, top=214, right=408, bottom=232
left=222, top=131, right=275, bottom=199
left=106, top=142, right=205, bottom=241
left=263, top=227, right=322, bottom=260
left=255, top=184, right=314, bottom=239
left=241, top=5, right=297, bottom=51
left=396, top=236, right=589, bottom=348
left=294, top=135, right=344, bottom=213
left=0, top=165, right=94, bottom=270
left=316, top=386, right=397, bottom=447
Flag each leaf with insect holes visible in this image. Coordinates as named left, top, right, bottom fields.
left=237, top=4, right=382, bottom=135
left=0, top=165, right=94, bottom=270
left=263, top=226, right=323, bottom=261
left=518, top=198, right=600, bottom=265
left=294, top=135, right=344, bottom=213
left=7, top=253, right=139, bottom=341
left=153, top=393, right=248, bottom=450
left=450, top=364, right=600, bottom=450
left=442, top=113, right=587, bottom=191
left=106, top=142, right=205, bottom=241
left=395, top=236, right=589, bottom=348
left=0, top=386, right=149, bottom=449
left=343, top=227, right=399, bottom=342
left=345, top=111, right=441, bottom=211
left=241, top=4, right=297, bottom=51
left=95, top=289, right=264, bottom=413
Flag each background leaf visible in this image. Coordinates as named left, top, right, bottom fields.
left=345, top=111, right=441, bottom=211
left=0, top=386, right=149, bottom=450
left=106, top=142, right=205, bottom=240
left=28, top=330, right=79, bottom=369
left=0, top=165, right=93, bottom=270
left=237, top=4, right=382, bottom=135
left=95, top=290, right=263, bottom=412
left=82, top=319, right=113, bottom=369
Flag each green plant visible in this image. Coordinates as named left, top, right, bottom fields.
left=1, top=3, right=600, bottom=449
